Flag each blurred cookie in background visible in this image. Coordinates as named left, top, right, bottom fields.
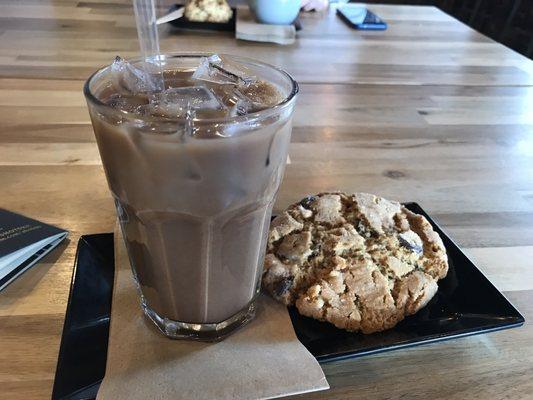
left=184, top=0, right=233, bottom=23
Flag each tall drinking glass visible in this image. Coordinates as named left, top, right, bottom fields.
left=84, top=54, right=298, bottom=341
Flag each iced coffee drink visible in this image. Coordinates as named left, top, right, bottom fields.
left=84, top=54, right=298, bottom=340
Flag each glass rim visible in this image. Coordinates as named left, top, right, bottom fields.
left=83, top=52, right=299, bottom=124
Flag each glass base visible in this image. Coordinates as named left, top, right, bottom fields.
left=140, top=296, right=257, bottom=341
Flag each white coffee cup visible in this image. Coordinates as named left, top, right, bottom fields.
left=247, top=0, right=301, bottom=25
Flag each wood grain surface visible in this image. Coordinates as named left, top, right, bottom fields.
left=1, top=1, right=532, bottom=399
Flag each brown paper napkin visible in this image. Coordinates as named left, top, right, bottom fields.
left=236, top=7, right=296, bottom=45
left=96, top=228, right=329, bottom=400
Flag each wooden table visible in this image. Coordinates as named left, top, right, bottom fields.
left=1, top=1, right=532, bottom=399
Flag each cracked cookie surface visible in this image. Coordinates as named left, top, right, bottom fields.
left=262, top=192, right=448, bottom=334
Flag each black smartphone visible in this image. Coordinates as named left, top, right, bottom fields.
left=337, top=5, right=387, bottom=30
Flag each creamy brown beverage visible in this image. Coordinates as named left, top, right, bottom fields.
left=85, top=54, right=298, bottom=340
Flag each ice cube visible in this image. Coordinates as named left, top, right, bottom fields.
left=110, top=56, right=162, bottom=95
left=192, top=55, right=255, bottom=86
left=105, top=93, right=149, bottom=115
left=210, top=78, right=284, bottom=115
left=229, top=89, right=254, bottom=116
left=238, top=80, right=284, bottom=110
left=166, top=86, right=223, bottom=110
left=184, top=101, right=195, bottom=137
left=149, top=86, right=225, bottom=118
left=208, top=84, right=252, bottom=116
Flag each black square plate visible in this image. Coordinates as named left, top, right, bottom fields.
left=289, top=203, right=524, bottom=362
left=167, top=4, right=237, bottom=32
left=52, top=203, right=524, bottom=399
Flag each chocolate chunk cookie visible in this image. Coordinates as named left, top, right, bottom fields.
left=262, top=192, right=448, bottom=334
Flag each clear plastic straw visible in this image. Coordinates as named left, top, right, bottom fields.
left=132, top=0, right=165, bottom=92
